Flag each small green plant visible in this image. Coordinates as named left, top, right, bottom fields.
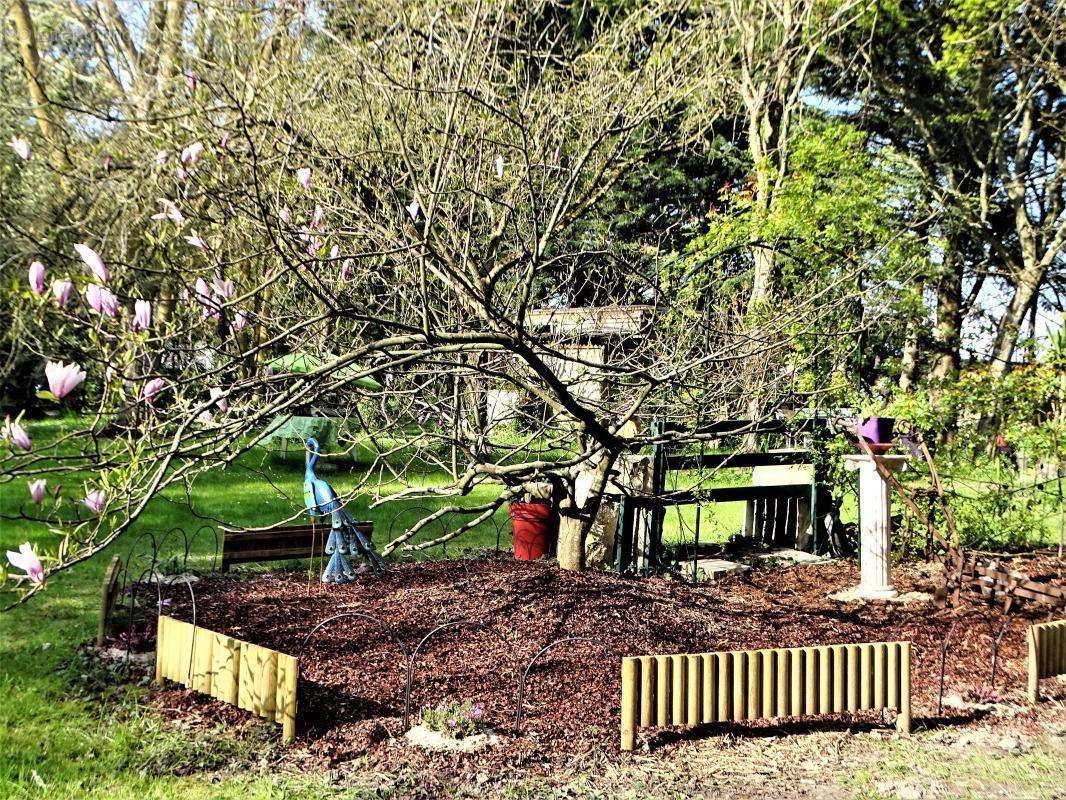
left=420, top=699, right=487, bottom=739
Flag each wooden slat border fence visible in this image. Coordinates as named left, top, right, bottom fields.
left=620, top=641, right=911, bottom=750
left=1027, top=619, right=1066, bottom=704
left=155, top=615, right=298, bottom=742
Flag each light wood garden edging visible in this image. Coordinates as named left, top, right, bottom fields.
left=155, top=615, right=299, bottom=742
left=620, top=641, right=911, bottom=750
left=1027, top=619, right=1066, bottom=704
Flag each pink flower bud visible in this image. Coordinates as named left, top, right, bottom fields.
left=83, top=489, right=106, bottom=514
left=51, top=278, right=72, bottom=307
left=74, top=244, right=109, bottom=284
left=28, top=261, right=45, bottom=295
left=180, top=141, right=204, bottom=168
left=132, top=300, right=151, bottom=332
left=3, top=416, right=31, bottom=451
left=296, top=168, right=312, bottom=190
left=28, top=479, right=46, bottom=504
left=8, top=135, right=31, bottom=161
left=142, top=377, right=166, bottom=403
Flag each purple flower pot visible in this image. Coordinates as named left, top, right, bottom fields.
left=858, top=417, right=895, bottom=450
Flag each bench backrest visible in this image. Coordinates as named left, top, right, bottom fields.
left=221, top=523, right=373, bottom=571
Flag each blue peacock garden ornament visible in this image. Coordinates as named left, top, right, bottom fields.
left=303, top=437, right=384, bottom=582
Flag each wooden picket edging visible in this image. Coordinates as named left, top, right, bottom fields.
left=620, top=641, right=911, bottom=750
left=1027, top=619, right=1066, bottom=704
left=155, top=615, right=298, bottom=742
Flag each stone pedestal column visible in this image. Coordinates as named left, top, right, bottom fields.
left=843, top=454, right=909, bottom=600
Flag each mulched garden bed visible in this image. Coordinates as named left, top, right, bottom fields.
left=152, top=554, right=1064, bottom=775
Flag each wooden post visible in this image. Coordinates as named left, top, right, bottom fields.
left=155, top=615, right=167, bottom=686
left=897, top=642, right=911, bottom=735
left=1027, top=626, right=1039, bottom=704
left=639, top=656, right=655, bottom=728
left=686, top=655, right=701, bottom=725
left=620, top=657, right=638, bottom=751
left=277, top=655, right=299, bottom=743
left=97, top=556, right=123, bottom=647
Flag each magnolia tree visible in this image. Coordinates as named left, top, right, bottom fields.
left=1, top=0, right=876, bottom=606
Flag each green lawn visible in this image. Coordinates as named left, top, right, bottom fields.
left=0, top=417, right=509, bottom=798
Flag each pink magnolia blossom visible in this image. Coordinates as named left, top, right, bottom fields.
left=84, top=283, right=102, bottom=312
left=296, top=167, right=312, bottom=190
left=184, top=71, right=198, bottom=93
left=6, top=542, right=44, bottom=584
left=406, top=198, right=420, bottom=220
left=194, top=278, right=219, bottom=319
left=209, top=387, right=229, bottom=413
left=310, top=205, right=325, bottom=230
left=494, top=155, right=504, bottom=178
left=197, top=410, right=214, bottom=424
left=185, top=232, right=208, bottom=251
left=142, top=377, right=166, bottom=403
left=83, top=489, right=106, bottom=514
left=155, top=150, right=169, bottom=166
left=176, top=165, right=188, bottom=182
left=232, top=310, right=247, bottom=331
left=132, top=300, right=152, bottom=332
left=279, top=207, right=291, bottom=224
left=74, top=244, right=109, bottom=283
left=2, top=416, right=31, bottom=451
left=28, top=261, right=45, bottom=295
left=28, top=480, right=46, bottom=505
left=151, top=198, right=186, bottom=227
left=8, top=135, right=31, bottom=161
left=329, top=245, right=339, bottom=260
left=219, top=131, right=232, bottom=150
left=341, top=259, right=352, bottom=280
left=263, top=364, right=274, bottom=377
left=304, top=235, right=322, bottom=256
left=51, top=278, right=72, bottom=307
left=211, top=278, right=234, bottom=299
left=180, top=141, right=204, bottom=168
left=85, top=284, right=118, bottom=317
left=45, top=360, right=87, bottom=399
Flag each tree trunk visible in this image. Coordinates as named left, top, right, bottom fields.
left=931, top=252, right=962, bottom=382
left=987, top=263, right=1044, bottom=377
left=9, top=0, right=71, bottom=169
left=898, top=279, right=923, bottom=391
left=556, top=514, right=585, bottom=571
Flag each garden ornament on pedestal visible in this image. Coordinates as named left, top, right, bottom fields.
left=857, top=417, right=895, bottom=453
left=303, top=437, right=384, bottom=582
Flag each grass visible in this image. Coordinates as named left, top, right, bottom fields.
left=0, top=416, right=509, bottom=798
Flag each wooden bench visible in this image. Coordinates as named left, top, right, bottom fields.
left=221, top=523, right=373, bottom=572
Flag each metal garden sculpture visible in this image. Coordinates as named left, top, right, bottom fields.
left=303, top=437, right=384, bottom=582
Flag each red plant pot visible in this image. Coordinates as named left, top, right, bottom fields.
left=509, top=502, right=558, bottom=560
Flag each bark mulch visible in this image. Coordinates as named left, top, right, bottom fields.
left=153, top=554, right=1065, bottom=775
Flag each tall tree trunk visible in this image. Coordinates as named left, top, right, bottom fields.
left=931, top=251, right=962, bottom=383
left=9, top=0, right=71, bottom=169
left=987, top=261, right=1045, bottom=377
left=898, top=279, right=924, bottom=390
